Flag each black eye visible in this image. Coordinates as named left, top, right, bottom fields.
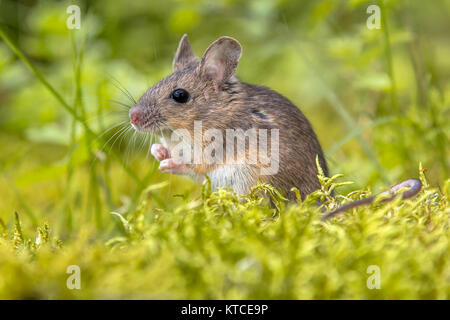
left=171, top=88, right=190, bottom=103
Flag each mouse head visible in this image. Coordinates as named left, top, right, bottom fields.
left=129, top=34, right=242, bottom=135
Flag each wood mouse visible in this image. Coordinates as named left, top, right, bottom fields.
left=128, top=35, right=422, bottom=217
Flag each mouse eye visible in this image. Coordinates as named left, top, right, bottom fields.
left=171, top=88, right=190, bottom=103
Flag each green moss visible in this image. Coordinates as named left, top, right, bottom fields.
left=0, top=168, right=448, bottom=299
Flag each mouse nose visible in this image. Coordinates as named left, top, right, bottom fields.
left=129, top=107, right=142, bottom=125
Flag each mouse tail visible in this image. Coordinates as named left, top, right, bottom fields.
left=321, top=178, right=422, bottom=221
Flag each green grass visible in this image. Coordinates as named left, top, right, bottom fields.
left=0, top=165, right=448, bottom=299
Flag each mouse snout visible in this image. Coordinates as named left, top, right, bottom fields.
left=129, top=104, right=159, bottom=131
left=129, top=107, right=142, bottom=126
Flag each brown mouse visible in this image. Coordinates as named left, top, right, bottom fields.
left=129, top=34, right=327, bottom=200
left=128, top=35, right=421, bottom=215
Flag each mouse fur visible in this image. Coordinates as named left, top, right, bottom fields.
left=130, top=35, right=328, bottom=200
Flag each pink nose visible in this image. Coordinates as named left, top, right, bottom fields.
left=129, top=108, right=141, bottom=125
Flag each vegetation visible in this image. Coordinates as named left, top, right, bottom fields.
left=0, top=0, right=448, bottom=299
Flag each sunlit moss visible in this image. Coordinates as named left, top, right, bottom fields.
left=0, top=167, right=448, bottom=299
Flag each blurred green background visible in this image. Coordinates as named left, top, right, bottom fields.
left=0, top=0, right=448, bottom=236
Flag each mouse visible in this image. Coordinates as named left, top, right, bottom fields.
left=128, top=34, right=422, bottom=217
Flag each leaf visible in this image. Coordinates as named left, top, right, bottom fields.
left=111, top=212, right=129, bottom=230
left=15, top=164, right=66, bottom=187
left=13, top=212, right=24, bottom=248
left=143, top=181, right=170, bottom=193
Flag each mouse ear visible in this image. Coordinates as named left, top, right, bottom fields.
left=199, top=36, right=242, bottom=91
left=173, top=34, right=198, bottom=72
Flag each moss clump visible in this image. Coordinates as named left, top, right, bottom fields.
left=0, top=167, right=448, bottom=299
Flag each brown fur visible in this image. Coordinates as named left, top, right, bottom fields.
left=131, top=35, right=328, bottom=200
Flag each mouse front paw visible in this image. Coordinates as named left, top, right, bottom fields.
left=151, top=143, right=170, bottom=161
left=159, top=158, right=188, bottom=174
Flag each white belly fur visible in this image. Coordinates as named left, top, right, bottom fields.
left=207, top=164, right=255, bottom=195
left=161, top=137, right=256, bottom=195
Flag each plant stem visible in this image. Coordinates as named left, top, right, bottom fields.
left=0, top=27, right=142, bottom=185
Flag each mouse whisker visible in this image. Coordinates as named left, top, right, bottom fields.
left=117, top=126, right=133, bottom=152
left=126, top=130, right=138, bottom=166
left=110, top=125, right=133, bottom=153
left=86, top=110, right=128, bottom=125
left=101, top=124, right=130, bottom=154
left=144, top=131, right=152, bottom=160
left=137, top=131, right=148, bottom=155
left=108, top=76, right=137, bottom=104
left=94, top=120, right=128, bottom=140
left=107, top=99, right=133, bottom=109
